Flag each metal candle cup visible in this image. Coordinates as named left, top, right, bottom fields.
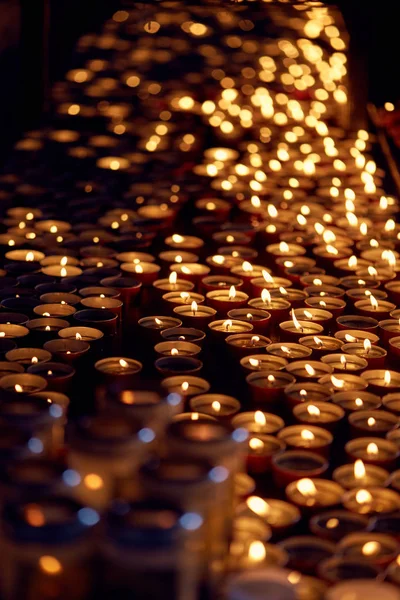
left=208, top=319, right=253, bottom=341
left=33, top=303, right=76, bottom=320
left=245, top=496, right=301, bottom=534
left=348, top=409, right=398, bottom=438
left=292, top=308, right=333, bottom=328
left=305, top=296, right=346, bottom=319
left=0, top=373, right=47, bottom=394
left=248, top=296, right=291, bottom=325
left=309, top=511, right=369, bottom=542
left=272, top=450, right=329, bottom=488
left=95, top=357, right=142, bottom=385
left=337, top=532, right=398, bottom=568
left=279, top=320, right=324, bottom=342
left=0, top=324, right=29, bottom=341
left=335, top=329, right=380, bottom=346
left=232, top=412, right=284, bottom=436
left=27, top=318, right=70, bottom=344
left=355, top=298, right=396, bottom=320
left=331, top=391, right=382, bottom=413
left=362, top=369, right=400, bottom=394
left=206, top=289, right=249, bottom=316
left=153, top=278, right=194, bottom=299
left=318, top=373, right=368, bottom=394
left=5, top=348, right=52, bottom=366
left=137, top=316, right=182, bottom=344
left=382, top=393, right=400, bottom=414
left=121, top=261, right=161, bottom=286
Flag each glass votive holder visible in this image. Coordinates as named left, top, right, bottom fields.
left=0, top=373, right=47, bottom=394
left=155, top=356, right=203, bottom=378
left=225, top=334, right=271, bottom=359
left=343, top=486, right=400, bottom=515
left=348, top=409, right=398, bottom=438
left=5, top=347, right=52, bottom=366
left=246, top=371, right=295, bottom=406
left=240, top=354, right=288, bottom=376
left=43, top=339, right=90, bottom=365
left=285, top=478, right=344, bottom=513
left=309, top=510, right=369, bottom=542
left=271, top=450, right=328, bottom=488
left=278, top=535, right=335, bottom=576
left=277, top=425, right=333, bottom=458
left=333, top=461, right=389, bottom=490
left=284, top=383, right=332, bottom=410
left=293, top=402, right=345, bottom=432
left=160, top=327, right=206, bottom=345
left=154, top=341, right=201, bottom=358
left=337, top=532, right=399, bottom=568
left=190, top=394, right=240, bottom=421
left=162, top=375, right=210, bottom=400
left=27, top=362, right=75, bottom=393
left=345, top=437, right=399, bottom=468
left=317, top=556, right=381, bottom=584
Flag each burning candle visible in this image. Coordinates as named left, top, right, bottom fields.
left=286, top=478, right=344, bottom=511
left=280, top=310, right=324, bottom=341
left=173, top=301, right=217, bottom=327
left=284, top=383, right=332, bottom=409
left=345, top=437, right=399, bottom=468
left=299, top=335, right=343, bottom=356
left=309, top=511, right=369, bottom=542
left=246, top=371, right=295, bottom=406
left=321, top=353, right=368, bottom=373
left=332, top=391, right=382, bottom=413
left=277, top=425, right=333, bottom=457
left=285, top=360, right=333, bottom=381
left=240, top=354, right=288, bottom=375
left=225, top=334, right=271, bottom=359
left=190, top=394, right=240, bottom=420
left=293, top=402, right=345, bottom=431
left=206, top=286, right=249, bottom=315
left=342, top=487, right=400, bottom=515
left=362, top=369, right=400, bottom=394
left=349, top=410, right=399, bottom=438
left=333, top=459, right=389, bottom=489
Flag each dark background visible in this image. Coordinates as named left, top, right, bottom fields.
left=0, top=0, right=397, bottom=159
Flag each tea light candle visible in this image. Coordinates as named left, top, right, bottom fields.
left=43, top=339, right=90, bottom=365
left=227, top=309, right=271, bottom=334
left=27, top=362, right=75, bottom=392
left=162, top=375, right=210, bottom=399
left=39, top=292, right=81, bottom=306
left=363, top=369, right=400, bottom=393
left=246, top=371, right=295, bottom=405
left=299, top=335, right=343, bottom=356
left=337, top=532, right=399, bottom=568
left=240, top=354, right=288, bottom=375
left=138, top=316, right=182, bottom=341
left=277, top=425, right=333, bottom=456
left=318, top=373, right=368, bottom=393
left=154, top=341, right=201, bottom=358
left=342, top=341, right=386, bottom=368
left=170, top=263, right=210, bottom=285
left=5, top=348, right=52, bottom=366
left=160, top=327, right=206, bottom=345
left=293, top=402, right=345, bottom=431
left=245, top=496, right=300, bottom=534
left=0, top=373, right=47, bottom=394
left=304, top=297, right=346, bottom=319
left=0, top=324, right=29, bottom=340
left=250, top=274, right=292, bottom=297
left=271, top=450, right=329, bottom=488
left=189, top=394, right=240, bottom=420
left=346, top=437, right=399, bottom=468
left=280, top=313, right=324, bottom=342
left=33, top=303, right=76, bottom=320
left=154, top=356, right=203, bottom=377
left=232, top=411, right=284, bottom=435
left=336, top=315, right=379, bottom=332
left=95, top=357, right=142, bottom=381
left=27, top=318, right=70, bottom=343
left=382, top=393, right=400, bottom=414
left=286, top=478, right=344, bottom=511
left=279, top=536, right=336, bottom=575
left=200, top=275, right=244, bottom=294
left=342, top=487, right=400, bottom=515
left=321, top=353, right=368, bottom=373
left=284, top=383, right=332, bottom=409
left=79, top=287, right=120, bottom=300
left=335, top=329, right=379, bottom=345
left=225, top=334, right=271, bottom=359
left=206, top=287, right=249, bottom=315
left=285, top=360, right=333, bottom=381
left=153, top=274, right=194, bottom=296
left=208, top=319, right=253, bottom=339
left=333, top=459, right=389, bottom=489
left=245, top=434, right=285, bottom=474
left=173, top=302, right=217, bottom=327
left=332, top=391, right=382, bottom=413
left=159, top=251, right=199, bottom=268
left=292, top=308, right=333, bottom=327
left=164, top=234, right=204, bottom=252
left=58, top=326, right=103, bottom=344
left=355, top=297, right=396, bottom=320
left=121, top=261, right=161, bottom=285
left=309, top=510, right=369, bottom=542
left=41, top=265, right=83, bottom=278
left=267, top=343, right=312, bottom=361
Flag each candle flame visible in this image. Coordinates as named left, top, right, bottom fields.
left=300, top=389, right=307, bottom=397
left=181, top=381, right=189, bottom=392
left=249, top=437, right=264, bottom=450
left=291, top=309, right=302, bottom=332
left=384, top=370, right=391, bottom=385
left=242, top=261, right=253, bottom=273
left=246, top=496, right=269, bottom=516
left=348, top=255, right=357, bottom=268
left=367, top=417, right=376, bottom=427
left=261, top=289, right=271, bottom=304
left=340, top=355, right=346, bottom=367
left=267, top=204, right=278, bottom=218
left=303, top=310, right=313, bottom=320
left=213, top=255, right=225, bottom=265
left=362, top=541, right=380, bottom=556
left=170, top=348, right=179, bottom=356
left=355, top=398, right=364, bottom=408
left=212, top=400, right=221, bottom=413
left=356, top=489, right=372, bottom=504
left=297, top=478, right=317, bottom=497
left=169, top=272, right=177, bottom=285
left=172, top=234, right=184, bottom=243
left=229, top=286, right=236, bottom=300
left=345, top=334, right=357, bottom=343
left=313, top=336, right=323, bottom=347
left=251, top=336, right=260, bottom=346
left=223, top=320, right=232, bottom=331
left=180, top=292, right=190, bottom=303
left=279, top=241, right=290, bottom=253
left=279, top=287, right=288, bottom=295
left=248, top=541, right=266, bottom=562
left=354, top=459, right=366, bottom=479
left=191, top=301, right=198, bottom=314
left=262, top=270, right=273, bottom=283
left=313, top=278, right=323, bottom=286
left=369, top=295, right=378, bottom=310
left=0, top=332, right=4, bottom=338
left=119, top=359, right=128, bottom=368
left=43, top=312, right=51, bottom=317
left=331, top=375, right=345, bottom=389
left=367, top=442, right=379, bottom=456
left=135, top=264, right=144, bottom=273
left=76, top=332, right=82, bottom=340
left=307, top=405, right=320, bottom=417
left=181, top=266, right=191, bottom=274
left=45, top=326, right=51, bottom=331
left=304, top=364, right=316, bottom=376
left=60, top=267, right=67, bottom=277
left=175, top=255, right=183, bottom=263
left=191, top=412, right=199, bottom=420
left=254, top=411, right=266, bottom=426
left=281, top=346, right=291, bottom=355
left=267, top=374, right=275, bottom=383
left=246, top=313, right=253, bottom=320
left=363, top=339, right=371, bottom=353
left=155, top=318, right=162, bottom=326
left=14, top=384, right=23, bottom=393
left=301, top=429, right=315, bottom=441
left=60, top=256, right=68, bottom=266
left=25, top=252, right=35, bottom=262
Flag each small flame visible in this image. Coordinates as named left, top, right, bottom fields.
left=31, top=356, right=38, bottom=364
left=300, top=389, right=307, bottom=397
left=340, top=355, right=347, bottom=367
left=172, top=234, right=184, bottom=244
left=262, top=270, right=273, bottom=283
left=228, top=286, right=236, bottom=300
left=354, top=459, right=366, bottom=479
left=248, top=541, right=266, bottom=562
left=25, top=252, right=35, bottom=262
left=267, top=374, right=275, bottom=383
left=313, top=278, right=323, bottom=286
left=14, top=384, right=23, bottom=393
left=135, top=264, right=144, bottom=274
left=313, top=336, right=323, bottom=347
left=303, top=310, right=313, bottom=320
left=368, top=417, right=376, bottom=427
left=191, top=412, right=199, bottom=420
left=367, top=442, right=379, bottom=456
left=254, top=411, right=266, bottom=426
left=249, top=437, right=264, bottom=450
left=191, top=301, right=198, bottom=315
left=297, top=478, right=317, bottom=497
left=213, top=255, right=225, bottom=265
left=60, top=267, right=67, bottom=277
left=242, top=261, right=253, bottom=273
left=281, top=346, right=291, bottom=355
left=384, top=371, right=391, bottom=386
left=251, top=336, right=260, bottom=346
left=180, top=292, right=190, bottom=303
left=348, top=255, right=357, bottom=268
left=155, top=318, right=162, bottom=326
left=307, top=405, right=320, bottom=417
left=362, top=541, right=380, bottom=556
left=223, top=320, right=232, bottom=331
left=301, top=429, right=315, bottom=442
left=355, top=398, right=364, bottom=408
left=369, top=295, right=378, bottom=310
left=60, top=256, right=68, bottom=266
left=356, top=489, right=372, bottom=504
left=279, top=241, right=290, bottom=253
left=119, top=359, right=128, bottom=368
left=169, top=272, right=177, bottom=285
left=363, top=339, right=371, bottom=353
left=171, top=348, right=179, bottom=356
left=181, top=381, right=189, bottom=392
left=45, top=326, right=51, bottom=331
left=212, top=400, right=221, bottom=413
left=305, top=364, right=316, bottom=376
left=261, top=289, right=271, bottom=304
left=76, top=332, right=82, bottom=340
left=331, top=375, right=345, bottom=389
left=175, top=255, right=183, bottom=263
left=291, top=309, right=303, bottom=332
left=345, top=334, right=357, bottom=343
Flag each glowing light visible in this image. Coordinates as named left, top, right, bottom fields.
left=297, top=478, right=317, bottom=497
left=307, top=405, right=320, bottom=417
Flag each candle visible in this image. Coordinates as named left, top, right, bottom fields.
left=325, top=581, right=400, bottom=600
left=154, top=341, right=201, bottom=358
left=272, top=450, right=329, bottom=488
left=304, top=296, right=346, bottom=318
left=153, top=275, right=194, bottom=295
left=277, top=425, right=333, bottom=456
left=362, top=369, right=400, bottom=393
left=173, top=302, right=217, bottom=327
left=267, top=343, right=312, bottom=361
left=58, top=326, right=103, bottom=344
left=225, top=334, right=271, bottom=359
left=155, top=356, right=203, bottom=377
left=355, top=297, right=396, bottom=320
left=309, top=510, right=369, bottom=542
left=333, top=460, right=389, bottom=489
left=246, top=371, right=295, bottom=405
left=190, top=394, right=240, bottom=420
left=208, top=319, right=253, bottom=339
left=284, top=383, right=332, bottom=409
left=27, top=362, right=75, bottom=393
left=336, top=315, right=379, bottom=332
left=286, top=478, right=344, bottom=510
left=293, top=402, right=345, bottom=431
left=95, top=357, right=142, bottom=379
left=280, top=311, right=324, bottom=341
left=227, top=309, right=271, bottom=334
left=161, top=375, right=210, bottom=399
left=332, top=391, right=382, bottom=413
left=337, top=532, right=399, bottom=568
left=345, top=437, right=399, bottom=468
left=5, top=348, right=52, bottom=366
left=160, top=327, right=206, bottom=345
left=299, top=335, right=343, bottom=356
left=349, top=410, right=399, bottom=437
left=318, top=556, right=382, bottom=584
left=245, top=434, right=285, bottom=474
left=342, top=341, right=386, bottom=368
left=206, top=287, right=249, bottom=315
left=43, top=339, right=90, bottom=365
left=0, top=373, right=47, bottom=394
left=285, top=360, right=333, bottom=381
left=248, top=289, right=291, bottom=324
left=382, top=393, right=400, bottom=414
left=318, top=373, right=368, bottom=393
left=321, top=353, right=368, bottom=373
left=240, top=354, right=288, bottom=375
left=245, top=496, right=301, bottom=532
left=342, top=487, right=400, bottom=515
left=278, top=536, right=335, bottom=575
left=335, top=329, right=379, bottom=345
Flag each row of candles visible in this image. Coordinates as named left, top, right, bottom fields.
left=0, top=2, right=399, bottom=600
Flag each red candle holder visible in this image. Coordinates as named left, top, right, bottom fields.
left=362, top=369, right=400, bottom=394
left=304, top=297, right=346, bottom=319
left=271, top=450, right=329, bottom=488
left=246, top=371, right=295, bottom=406
left=170, top=263, right=210, bottom=286
left=27, top=361, right=75, bottom=393
left=160, top=327, right=206, bottom=345
left=331, top=390, right=382, bottom=413
left=293, top=401, right=345, bottom=432
left=248, top=294, right=291, bottom=325
left=342, top=342, right=386, bottom=369
left=225, top=334, right=271, bottom=359
left=245, top=496, right=301, bottom=534
left=342, top=486, right=400, bottom=515
left=206, top=287, right=249, bottom=315
left=227, top=309, right=271, bottom=334
left=292, top=308, right=333, bottom=328
left=190, top=394, right=240, bottom=421
left=154, top=356, right=203, bottom=378
left=348, top=409, right=398, bottom=438
left=299, top=335, right=343, bottom=357
left=354, top=297, right=396, bottom=320
left=321, top=353, right=368, bottom=373
left=286, top=478, right=344, bottom=512
left=277, top=425, right=333, bottom=457
left=318, top=373, right=368, bottom=394
left=245, top=434, right=285, bottom=474
left=200, top=275, right=244, bottom=295
left=240, top=354, right=288, bottom=376
left=285, top=360, right=333, bottom=382
left=173, top=303, right=217, bottom=328
left=208, top=319, right=253, bottom=341
left=267, top=343, right=312, bottom=362
left=335, top=329, right=380, bottom=346
left=284, top=382, right=332, bottom=409
left=345, top=437, right=399, bottom=469
left=279, top=319, right=324, bottom=342
left=232, top=411, right=284, bottom=436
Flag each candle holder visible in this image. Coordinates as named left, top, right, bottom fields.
left=121, top=261, right=161, bottom=286
left=245, top=434, right=285, bottom=474
left=342, top=342, right=386, bottom=369
left=39, top=292, right=81, bottom=306
left=248, top=294, right=291, bottom=325
left=27, top=318, right=70, bottom=344
left=155, top=356, right=203, bottom=377
left=206, top=288, right=249, bottom=316
left=5, top=347, right=52, bottom=366
left=161, top=375, right=210, bottom=399
left=225, top=334, right=271, bottom=359
left=292, top=307, right=333, bottom=328
left=95, top=357, right=142, bottom=385
left=332, top=391, right=382, bottom=413
left=200, top=275, right=244, bottom=295
left=154, top=341, right=201, bottom=358
left=317, top=556, right=381, bottom=584
left=190, top=394, right=240, bottom=421
left=362, top=369, right=400, bottom=394
left=333, top=460, right=389, bottom=490
left=348, top=410, right=398, bottom=438
left=299, top=335, right=343, bottom=357
left=318, top=373, right=368, bottom=393
left=227, top=309, right=271, bottom=335
left=272, top=450, right=329, bottom=488
left=173, top=303, right=217, bottom=328
left=161, top=291, right=204, bottom=313
left=232, top=411, right=284, bottom=436
left=0, top=373, right=47, bottom=394
left=245, top=496, right=301, bottom=535
left=337, top=532, right=398, bottom=568
left=208, top=319, right=253, bottom=341
left=342, top=487, right=400, bottom=515
left=278, top=536, right=335, bottom=576
left=309, top=511, right=369, bottom=542
left=321, top=353, right=368, bottom=373
left=267, top=343, right=312, bottom=362
left=277, top=425, right=333, bottom=457
left=293, top=401, right=345, bottom=432
left=336, top=315, right=379, bottom=332
left=335, top=329, right=379, bottom=346
left=284, top=383, right=332, bottom=409
left=345, top=437, right=399, bottom=468
left=285, top=360, right=333, bottom=382
left=170, top=263, right=210, bottom=286
left=28, top=361, right=75, bottom=393
left=0, top=324, right=29, bottom=341
left=279, top=319, right=324, bottom=342
left=137, top=316, right=183, bottom=344
left=271, top=287, right=308, bottom=309
left=355, top=297, right=396, bottom=320
left=240, top=354, right=287, bottom=375
left=74, top=309, right=118, bottom=337
left=34, top=303, right=76, bottom=320
left=160, top=327, right=206, bottom=345
left=246, top=371, right=295, bottom=406
left=80, top=297, right=123, bottom=322
left=286, top=478, right=344, bottom=512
